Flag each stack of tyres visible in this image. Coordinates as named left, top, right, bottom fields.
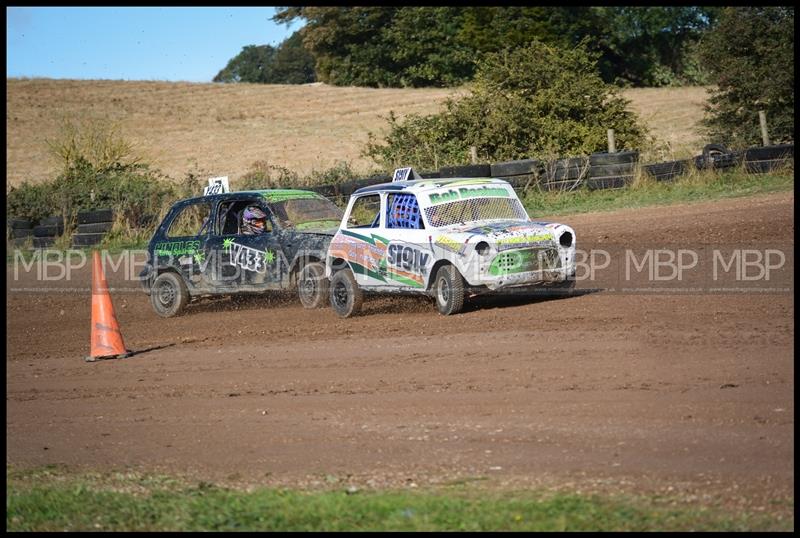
left=643, top=159, right=692, bottom=182
left=540, top=157, right=588, bottom=191
left=586, top=151, right=638, bottom=190
left=73, top=209, right=114, bottom=247
left=8, top=218, right=34, bottom=248
left=32, top=216, right=65, bottom=249
left=490, top=159, right=542, bottom=189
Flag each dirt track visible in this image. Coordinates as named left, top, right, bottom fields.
left=6, top=192, right=794, bottom=514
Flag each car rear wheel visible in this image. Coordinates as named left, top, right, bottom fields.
left=434, top=264, right=465, bottom=315
left=151, top=272, right=189, bottom=317
left=298, top=261, right=328, bottom=309
left=329, top=268, right=363, bottom=318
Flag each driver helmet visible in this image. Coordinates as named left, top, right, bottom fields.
left=242, top=206, right=268, bottom=234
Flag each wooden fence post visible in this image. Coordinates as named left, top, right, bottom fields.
left=469, top=146, right=478, bottom=164
left=759, top=110, right=771, bottom=147
left=607, top=129, right=616, bottom=153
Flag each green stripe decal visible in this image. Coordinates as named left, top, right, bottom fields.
left=341, top=229, right=390, bottom=246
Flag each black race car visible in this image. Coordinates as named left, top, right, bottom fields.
left=139, top=189, right=343, bottom=317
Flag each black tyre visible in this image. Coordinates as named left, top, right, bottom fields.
left=297, top=261, right=329, bottom=309
left=72, top=232, right=106, bottom=247
left=589, top=150, right=639, bottom=166
left=10, top=228, right=34, bottom=239
left=433, top=264, right=465, bottom=315
left=743, top=144, right=794, bottom=162
left=541, top=179, right=582, bottom=192
left=643, top=160, right=690, bottom=182
left=329, top=268, right=363, bottom=318
left=39, top=216, right=64, bottom=227
left=150, top=272, right=189, bottom=318
left=8, top=218, right=32, bottom=230
left=490, top=159, right=541, bottom=177
left=439, top=163, right=492, bottom=178
left=33, top=224, right=64, bottom=237
left=585, top=176, right=630, bottom=190
left=10, top=237, right=32, bottom=248
left=544, top=157, right=588, bottom=181
left=77, top=208, right=114, bottom=225
left=588, top=163, right=634, bottom=177
left=77, top=221, right=113, bottom=234
left=495, top=174, right=536, bottom=188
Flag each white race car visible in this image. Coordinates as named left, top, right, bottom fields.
left=326, top=168, right=576, bottom=317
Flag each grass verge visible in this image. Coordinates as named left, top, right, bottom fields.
left=6, top=466, right=791, bottom=531
left=523, top=166, right=793, bottom=217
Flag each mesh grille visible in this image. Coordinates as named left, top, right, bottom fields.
left=424, top=197, right=528, bottom=228
left=388, top=194, right=423, bottom=229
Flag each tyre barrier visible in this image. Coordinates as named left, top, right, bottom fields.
left=72, top=233, right=106, bottom=247
left=33, top=224, right=65, bottom=237
left=586, top=153, right=637, bottom=191
left=542, top=157, right=588, bottom=182
left=8, top=218, right=32, bottom=230
left=76, top=221, right=114, bottom=234
left=588, top=150, right=639, bottom=166
left=77, top=208, right=114, bottom=225
left=490, top=158, right=541, bottom=177
left=643, top=159, right=692, bottom=182
left=742, top=144, right=794, bottom=173
left=10, top=228, right=34, bottom=239
left=72, top=209, right=115, bottom=248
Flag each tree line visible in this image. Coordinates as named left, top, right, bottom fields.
left=217, top=7, right=720, bottom=87
left=214, top=6, right=793, bottom=150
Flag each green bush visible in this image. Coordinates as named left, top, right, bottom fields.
left=698, top=7, right=794, bottom=148
left=364, top=40, right=648, bottom=170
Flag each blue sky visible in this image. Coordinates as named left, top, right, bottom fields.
left=6, top=7, right=303, bottom=82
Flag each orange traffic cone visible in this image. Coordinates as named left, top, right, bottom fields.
left=85, top=250, right=132, bottom=362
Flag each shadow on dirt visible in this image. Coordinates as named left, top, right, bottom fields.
left=177, top=288, right=604, bottom=317
left=465, top=287, right=603, bottom=313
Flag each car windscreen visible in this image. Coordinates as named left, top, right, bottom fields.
left=269, top=197, right=344, bottom=230
left=424, top=197, right=529, bottom=228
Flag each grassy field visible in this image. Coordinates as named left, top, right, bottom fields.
left=6, top=466, right=790, bottom=532
left=6, top=79, right=710, bottom=188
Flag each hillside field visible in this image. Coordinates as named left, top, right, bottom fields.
left=6, top=79, right=710, bottom=188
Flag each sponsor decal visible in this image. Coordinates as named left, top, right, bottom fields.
left=154, top=240, right=201, bottom=257
left=495, top=232, right=553, bottom=249
left=387, top=243, right=430, bottom=275
left=224, top=238, right=268, bottom=273
left=259, top=190, right=323, bottom=203
left=428, top=185, right=511, bottom=205
left=434, top=235, right=467, bottom=256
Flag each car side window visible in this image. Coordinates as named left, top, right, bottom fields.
left=166, top=202, right=212, bottom=238
left=347, top=194, right=382, bottom=228
left=386, top=193, right=424, bottom=229
left=218, top=200, right=273, bottom=235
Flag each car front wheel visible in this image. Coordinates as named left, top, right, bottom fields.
left=151, top=272, right=189, bottom=317
left=434, top=264, right=465, bottom=315
left=298, top=261, right=328, bottom=309
left=329, top=268, right=363, bottom=318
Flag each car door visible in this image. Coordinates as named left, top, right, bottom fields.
left=205, top=198, right=284, bottom=290
left=380, top=192, right=432, bottom=291
left=158, top=200, right=214, bottom=292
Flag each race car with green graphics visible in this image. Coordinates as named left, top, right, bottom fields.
left=325, top=168, right=577, bottom=317
left=140, top=189, right=343, bottom=317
